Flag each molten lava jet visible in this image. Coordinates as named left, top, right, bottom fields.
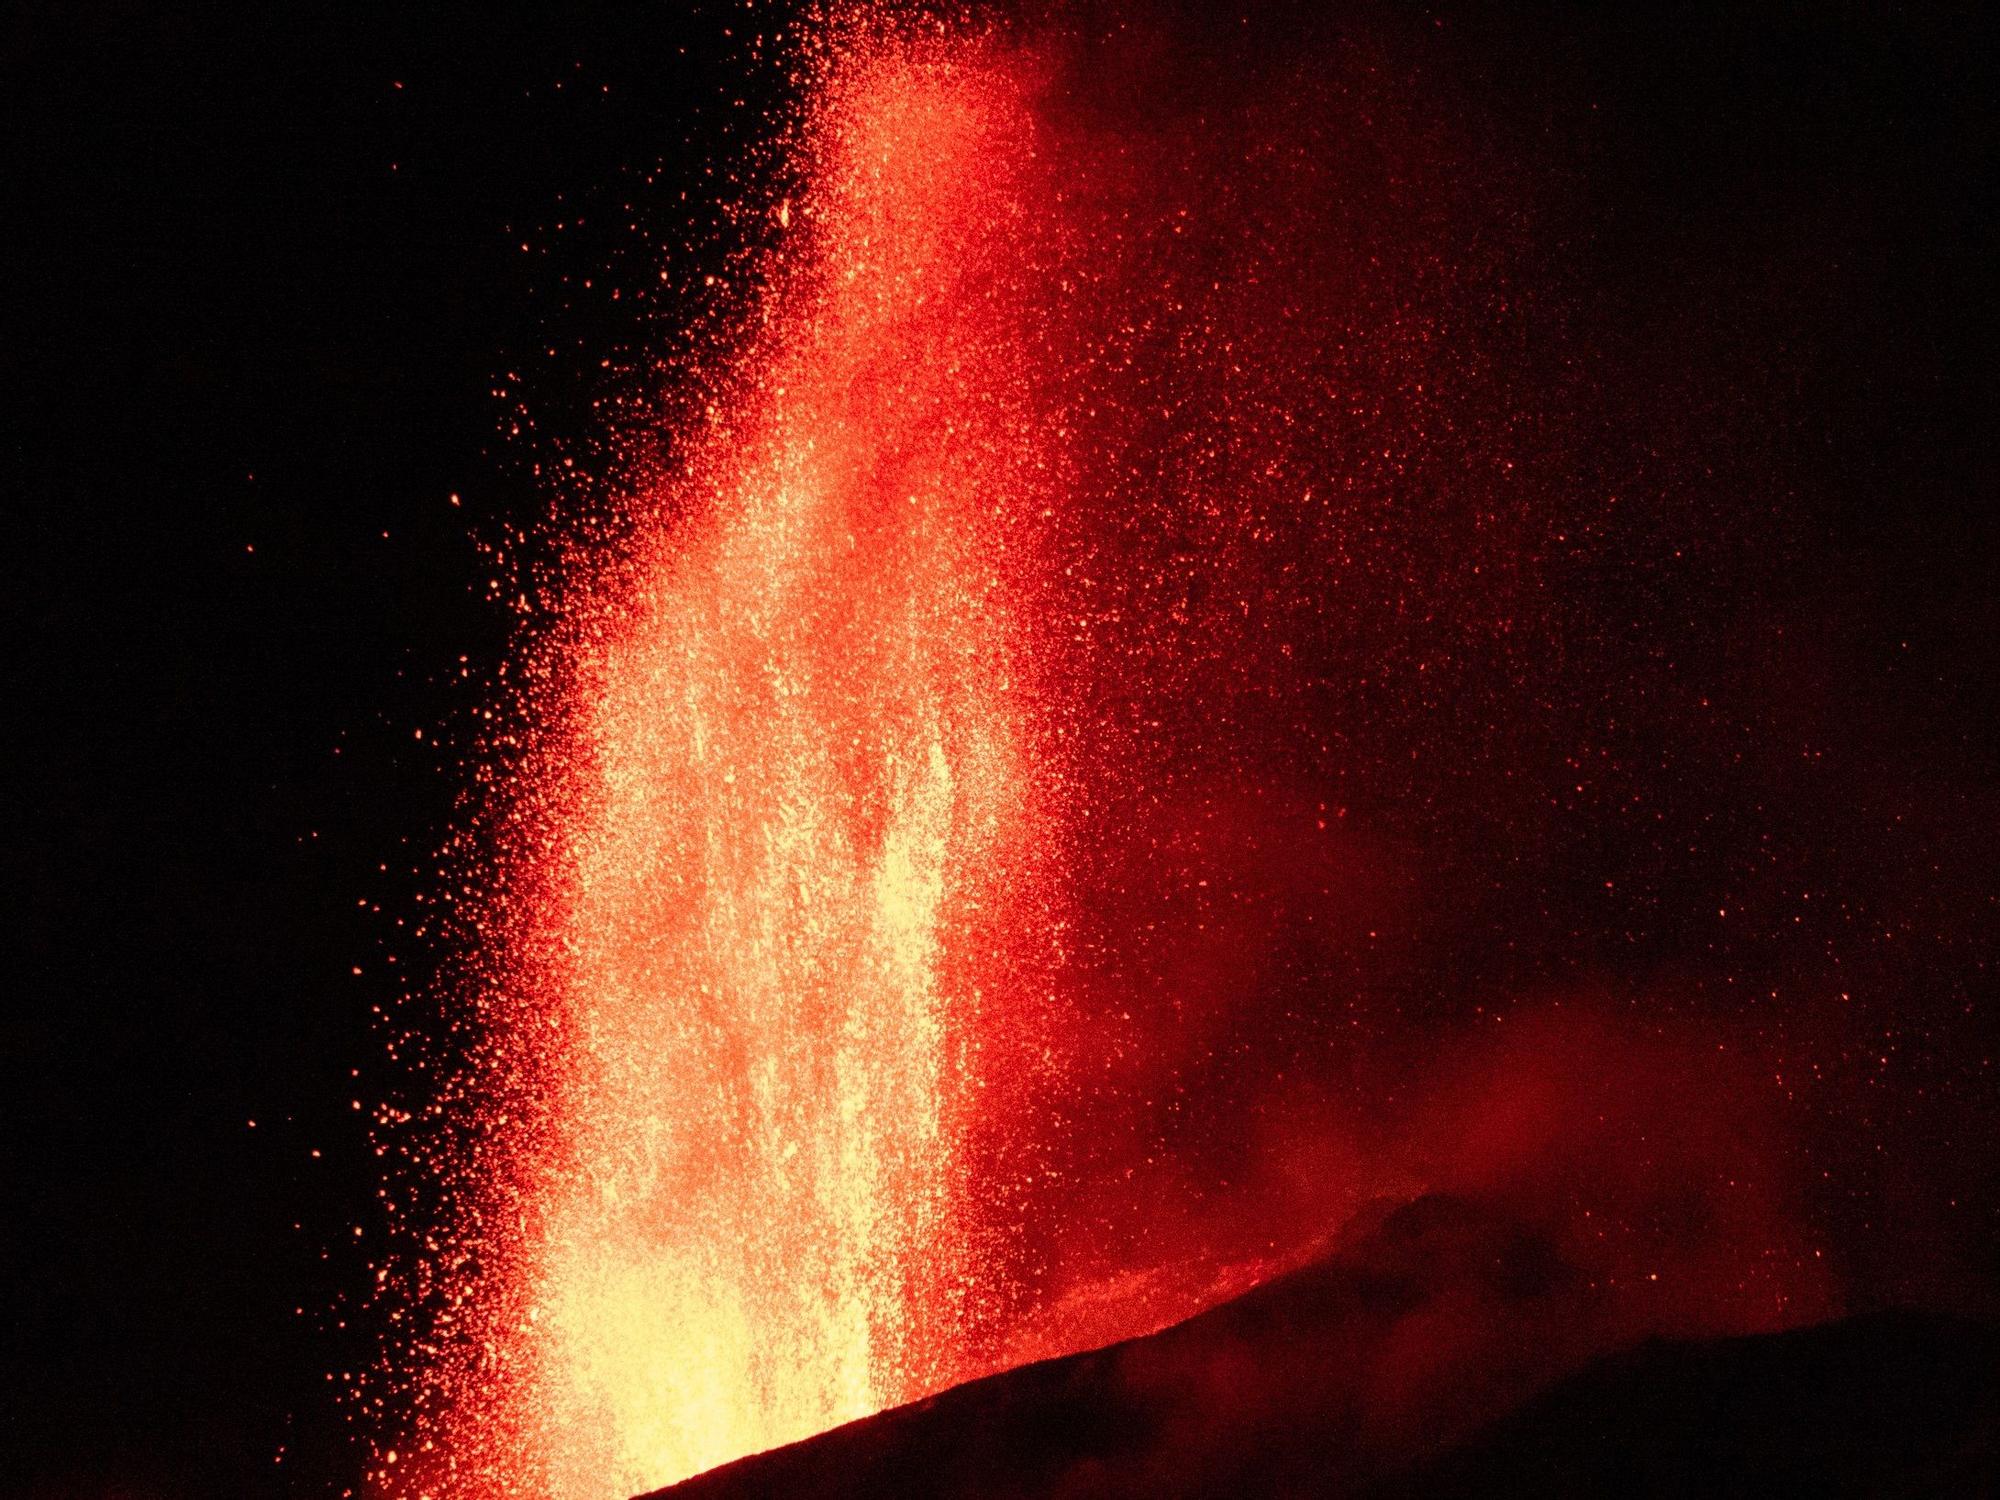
left=379, top=41, right=1079, bottom=1500
left=508, top=64, right=1058, bottom=1491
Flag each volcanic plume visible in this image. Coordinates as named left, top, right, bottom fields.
left=365, top=8, right=1996, bottom=1498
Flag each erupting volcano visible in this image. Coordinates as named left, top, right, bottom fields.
left=17, top=0, right=2000, bottom=1494
left=361, top=9, right=1997, bottom=1500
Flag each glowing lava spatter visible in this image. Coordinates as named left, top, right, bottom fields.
left=393, top=40, right=1070, bottom=1500
left=525, top=70, right=1044, bottom=1489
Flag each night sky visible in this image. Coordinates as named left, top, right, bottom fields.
left=6, top=5, right=1996, bottom=1498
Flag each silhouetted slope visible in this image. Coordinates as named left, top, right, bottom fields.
left=642, top=1194, right=1997, bottom=1499
left=1378, top=1309, right=2000, bottom=1500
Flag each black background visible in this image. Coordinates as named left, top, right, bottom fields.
left=4, top=4, right=1994, bottom=1496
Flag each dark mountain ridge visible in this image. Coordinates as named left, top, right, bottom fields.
left=645, top=1194, right=1998, bottom=1500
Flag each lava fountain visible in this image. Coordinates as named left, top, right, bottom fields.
left=522, top=63, right=1050, bottom=1493
left=387, top=38, right=1074, bottom=1500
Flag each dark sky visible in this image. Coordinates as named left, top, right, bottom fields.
left=4, top=4, right=1995, bottom=1497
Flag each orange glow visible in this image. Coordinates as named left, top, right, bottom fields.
left=390, top=40, right=1070, bottom=1500
left=530, top=92, right=1034, bottom=1482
